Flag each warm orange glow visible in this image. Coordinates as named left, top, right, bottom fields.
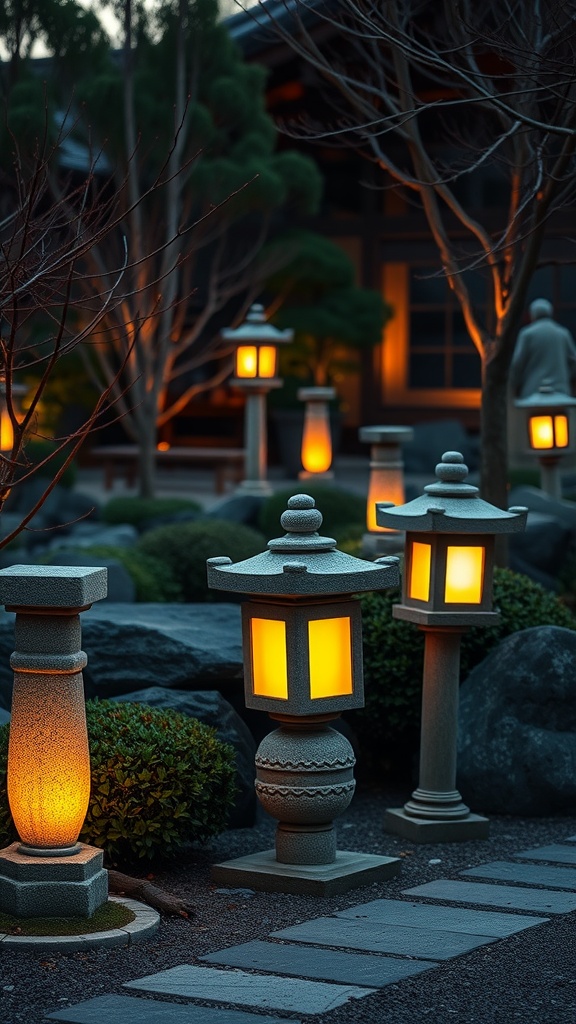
left=445, top=546, right=485, bottom=604
left=367, top=468, right=405, bottom=532
left=409, top=542, right=431, bottom=602
left=157, top=441, right=171, bottom=451
left=529, top=415, right=554, bottom=449
left=256, top=346, right=277, bottom=378
left=301, top=410, right=332, bottom=473
left=308, top=617, right=353, bottom=699
left=236, top=345, right=258, bottom=378
left=8, top=674, right=91, bottom=848
left=554, top=415, right=569, bottom=448
left=251, top=617, right=288, bottom=698
left=0, top=409, right=14, bottom=452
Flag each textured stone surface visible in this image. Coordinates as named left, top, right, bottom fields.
left=509, top=511, right=573, bottom=583
left=45, top=553, right=135, bottom=603
left=461, top=860, right=576, bottom=890
left=0, top=863, right=108, bottom=918
left=457, top=626, right=576, bottom=815
left=211, top=849, right=401, bottom=896
left=0, top=565, right=107, bottom=608
left=124, top=964, right=375, bottom=1013
left=112, top=687, right=256, bottom=827
left=271, top=916, right=495, bottom=960
left=516, top=844, right=576, bottom=865
left=0, top=843, right=103, bottom=881
left=200, top=939, right=436, bottom=986
left=47, top=994, right=297, bottom=1024
left=0, top=603, right=244, bottom=710
left=404, top=880, right=576, bottom=913
left=336, top=898, right=547, bottom=936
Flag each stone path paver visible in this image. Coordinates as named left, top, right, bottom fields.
left=404, top=878, right=576, bottom=913
left=335, top=898, right=546, bottom=936
left=270, top=916, right=496, bottom=960
left=124, top=964, right=376, bottom=1014
left=43, top=837, right=576, bottom=1022
left=461, top=860, right=576, bottom=890
left=200, top=938, right=436, bottom=986
left=516, top=844, right=576, bottom=865
left=46, top=994, right=299, bottom=1024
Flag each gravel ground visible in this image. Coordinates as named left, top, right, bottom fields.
left=1, top=784, right=575, bottom=1024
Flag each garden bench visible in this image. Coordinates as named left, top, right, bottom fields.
left=91, top=444, right=245, bottom=494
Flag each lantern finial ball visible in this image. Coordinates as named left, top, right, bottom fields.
left=435, top=452, right=468, bottom=483
left=280, top=494, right=323, bottom=534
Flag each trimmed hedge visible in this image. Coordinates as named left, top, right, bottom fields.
left=77, top=545, right=182, bottom=602
left=0, top=700, right=237, bottom=865
left=101, top=496, right=201, bottom=528
left=137, top=519, right=265, bottom=602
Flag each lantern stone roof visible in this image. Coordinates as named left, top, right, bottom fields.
left=376, top=452, right=528, bottom=534
left=207, top=494, right=400, bottom=596
left=220, top=303, right=293, bottom=346
left=515, top=380, right=576, bottom=409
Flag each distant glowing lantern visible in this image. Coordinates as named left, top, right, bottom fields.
left=0, top=382, right=27, bottom=453
left=515, top=382, right=576, bottom=500
left=157, top=441, right=171, bottom=452
left=207, top=493, right=401, bottom=891
left=298, top=387, right=335, bottom=479
left=359, top=425, right=414, bottom=556
left=221, top=304, right=293, bottom=495
left=377, top=452, right=527, bottom=843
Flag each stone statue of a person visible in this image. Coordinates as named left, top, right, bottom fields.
left=510, top=298, right=576, bottom=398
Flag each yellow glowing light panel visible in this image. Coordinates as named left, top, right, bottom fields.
left=308, top=617, right=353, bottom=699
left=257, top=346, right=277, bottom=378
left=529, top=415, right=554, bottom=449
left=251, top=617, right=288, bottom=698
left=444, top=546, right=485, bottom=604
left=7, top=674, right=91, bottom=848
left=554, top=414, right=569, bottom=447
left=367, top=469, right=405, bottom=531
left=236, top=346, right=258, bottom=378
left=409, top=541, right=431, bottom=602
left=301, top=417, right=332, bottom=473
left=0, top=410, right=14, bottom=452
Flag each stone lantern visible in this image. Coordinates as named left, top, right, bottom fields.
left=0, top=380, right=28, bottom=453
left=221, top=304, right=293, bottom=495
left=359, top=424, right=414, bottom=556
left=298, top=386, right=336, bottom=479
left=376, top=452, right=527, bottom=842
left=515, top=381, right=576, bottom=499
left=206, top=493, right=401, bottom=894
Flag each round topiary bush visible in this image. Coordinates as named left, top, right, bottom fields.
left=137, top=519, right=266, bottom=602
left=101, top=496, right=202, bottom=528
left=0, top=700, right=237, bottom=864
left=259, top=485, right=366, bottom=540
left=78, top=546, right=182, bottom=602
left=355, top=567, right=576, bottom=776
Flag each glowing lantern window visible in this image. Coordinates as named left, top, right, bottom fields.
left=529, top=414, right=569, bottom=450
left=444, top=546, right=485, bottom=604
left=235, top=346, right=259, bottom=378
left=409, top=542, right=431, bottom=602
left=308, top=617, right=353, bottom=699
left=251, top=617, right=288, bottom=699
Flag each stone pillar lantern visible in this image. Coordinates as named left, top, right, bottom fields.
left=222, top=304, right=293, bottom=496
left=515, top=381, right=576, bottom=500
left=359, top=424, right=414, bottom=556
left=376, top=452, right=527, bottom=842
left=207, top=493, right=401, bottom=894
left=0, top=565, right=109, bottom=917
left=298, top=386, right=336, bottom=479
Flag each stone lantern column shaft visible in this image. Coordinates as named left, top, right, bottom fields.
left=539, top=457, right=562, bottom=500
left=408, top=627, right=468, bottom=814
left=245, top=390, right=267, bottom=484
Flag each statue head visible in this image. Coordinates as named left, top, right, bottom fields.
left=529, top=298, right=553, bottom=321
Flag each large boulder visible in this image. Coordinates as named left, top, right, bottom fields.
left=403, top=420, right=478, bottom=474
left=112, top=687, right=256, bottom=827
left=0, top=602, right=244, bottom=715
left=457, top=626, right=576, bottom=815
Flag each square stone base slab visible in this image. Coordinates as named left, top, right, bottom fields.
left=211, top=849, right=402, bottom=896
left=385, top=808, right=490, bottom=844
left=0, top=842, right=108, bottom=918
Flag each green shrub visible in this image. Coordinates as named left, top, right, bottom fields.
left=77, top=546, right=182, bottom=602
left=0, top=700, right=237, bottom=864
left=332, top=522, right=365, bottom=557
left=137, top=519, right=265, bottom=601
left=101, top=496, right=202, bottom=528
left=259, top=485, right=365, bottom=539
left=355, top=567, right=576, bottom=775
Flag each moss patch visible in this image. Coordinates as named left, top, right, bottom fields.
left=0, top=900, right=135, bottom=936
